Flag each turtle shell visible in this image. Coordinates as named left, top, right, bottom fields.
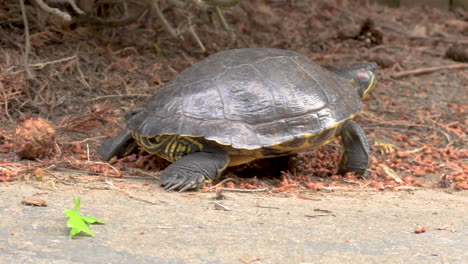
left=127, top=48, right=362, bottom=150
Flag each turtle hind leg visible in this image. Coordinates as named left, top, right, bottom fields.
left=161, top=145, right=230, bottom=192
left=338, top=120, right=370, bottom=177
left=97, top=130, right=137, bottom=161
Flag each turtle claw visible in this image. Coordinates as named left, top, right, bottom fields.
left=164, top=179, right=199, bottom=192
left=161, top=170, right=203, bottom=192
left=159, top=149, right=229, bottom=192
left=338, top=167, right=370, bottom=179
left=179, top=182, right=198, bottom=192
left=163, top=178, right=188, bottom=191
left=163, top=181, right=182, bottom=191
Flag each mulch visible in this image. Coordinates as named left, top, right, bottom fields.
left=0, top=0, right=466, bottom=192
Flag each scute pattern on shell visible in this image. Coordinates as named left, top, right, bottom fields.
left=127, top=48, right=362, bottom=149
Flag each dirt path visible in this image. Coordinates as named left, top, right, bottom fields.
left=1, top=180, right=466, bottom=264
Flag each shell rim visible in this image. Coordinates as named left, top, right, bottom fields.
left=129, top=113, right=357, bottom=151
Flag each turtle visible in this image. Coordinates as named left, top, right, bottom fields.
left=98, top=48, right=377, bottom=192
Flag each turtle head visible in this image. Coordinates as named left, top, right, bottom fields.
left=336, top=62, right=377, bottom=98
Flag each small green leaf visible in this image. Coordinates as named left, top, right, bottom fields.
left=64, top=196, right=104, bottom=239
left=82, top=216, right=105, bottom=225
left=72, top=194, right=81, bottom=212
left=68, top=228, right=83, bottom=239
left=63, top=209, right=78, bottom=218
left=64, top=209, right=95, bottom=238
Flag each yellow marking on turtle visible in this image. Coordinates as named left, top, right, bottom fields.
left=364, top=74, right=376, bottom=98
left=164, top=136, right=178, bottom=161
left=228, top=155, right=257, bottom=167
left=132, top=132, right=161, bottom=154
left=349, top=73, right=376, bottom=98
left=132, top=132, right=206, bottom=162
left=177, top=144, right=187, bottom=155
left=184, top=136, right=204, bottom=150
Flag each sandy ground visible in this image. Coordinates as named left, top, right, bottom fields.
left=1, top=179, right=467, bottom=264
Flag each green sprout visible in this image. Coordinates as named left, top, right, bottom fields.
left=64, top=195, right=105, bottom=239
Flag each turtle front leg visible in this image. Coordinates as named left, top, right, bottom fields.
left=97, top=130, right=137, bottom=161
left=161, top=146, right=230, bottom=192
left=338, top=120, right=370, bottom=177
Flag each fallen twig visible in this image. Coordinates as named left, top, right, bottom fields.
left=34, top=0, right=72, bottom=21
left=105, top=181, right=158, bottom=205
left=85, top=161, right=122, bottom=177
left=153, top=1, right=180, bottom=39
left=88, top=94, right=150, bottom=102
left=29, top=55, right=77, bottom=69
left=391, top=64, right=468, bottom=78
left=119, top=189, right=158, bottom=205
left=379, top=164, right=403, bottom=183
left=69, top=136, right=107, bottom=145
left=216, top=188, right=268, bottom=193
left=396, top=147, right=426, bottom=158
left=361, top=111, right=429, bottom=129
left=209, top=177, right=238, bottom=190
left=317, top=185, right=348, bottom=191
left=394, top=186, right=419, bottom=191
left=435, top=223, right=456, bottom=232
left=213, top=201, right=231, bottom=211
left=314, top=208, right=333, bottom=214
left=73, top=3, right=149, bottom=27
left=305, top=208, right=336, bottom=217
left=22, top=199, right=47, bottom=207
left=19, top=0, right=34, bottom=79
left=215, top=6, right=235, bottom=41
left=64, top=0, right=85, bottom=15
left=129, top=168, right=160, bottom=179
left=305, top=214, right=333, bottom=218
left=297, top=195, right=321, bottom=201
left=256, top=205, right=280, bottom=209
left=187, top=17, right=206, bottom=52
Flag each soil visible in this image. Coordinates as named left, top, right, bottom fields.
left=0, top=0, right=467, bottom=263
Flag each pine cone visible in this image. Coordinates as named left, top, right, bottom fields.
left=14, top=118, right=56, bottom=159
